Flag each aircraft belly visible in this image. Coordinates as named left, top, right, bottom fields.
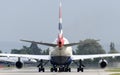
left=49, top=47, right=72, bottom=65
left=50, top=56, right=72, bottom=65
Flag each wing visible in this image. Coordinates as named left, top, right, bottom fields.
left=0, top=53, right=50, bottom=60
left=0, top=57, right=17, bottom=63
left=72, top=53, right=120, bottom=60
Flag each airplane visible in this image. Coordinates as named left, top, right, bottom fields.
left=1, top=0, right=120, bottom=72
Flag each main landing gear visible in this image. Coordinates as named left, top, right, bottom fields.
left=37, top=59, right=85, bottom=72
left=58, top=66, right=71, bottom=72
left=77, top=60, right=85, bottom=72
left=50, top=66, right=57, bottom=72
left=37, top=59, right=49, bottom=72
left=37, top=59, right=45, bottom=72
left=50, top=65, right=71, bottom=72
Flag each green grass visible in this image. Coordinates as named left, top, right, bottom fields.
left=110, top=73, right=120, bottom=75
left=106, top=68, right=120, bottom=72
left=106, top=68, right=120, bottom=75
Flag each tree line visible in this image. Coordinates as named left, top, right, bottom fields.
left=0, top=39, right=119, bottom=55
left=9, top=39, right=106, bottom=55
left=11, top=43, right=49, bottom=55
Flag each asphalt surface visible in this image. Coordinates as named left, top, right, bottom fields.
left=0, top=67, right=119, bottom=75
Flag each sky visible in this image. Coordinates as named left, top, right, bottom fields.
left=0, top=0, right=120, bottom=52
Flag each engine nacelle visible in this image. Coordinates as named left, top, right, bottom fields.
left=99, top=59, right=108, bottom=68
left=15, top=61, right=23, bottom=69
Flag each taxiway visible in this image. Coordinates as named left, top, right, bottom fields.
left=0, top=67, right=118, bottom=75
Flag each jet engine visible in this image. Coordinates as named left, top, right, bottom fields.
left=99, top=59, right=108, bottom=68
left=15, top=57, right=24, bottom=69
left=16, top=61, right=23, bottom=69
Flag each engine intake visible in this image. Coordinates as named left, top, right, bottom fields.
left=16, top=61, right=23, bottom=69
left=99, top=59, right=108, bottom=68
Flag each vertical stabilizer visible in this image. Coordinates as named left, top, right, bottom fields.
left=58, top=0, right=63, bottom=35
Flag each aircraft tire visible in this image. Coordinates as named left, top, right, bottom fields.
left=77, top=68, right=80, bottom=72
left=68, top=68, right=71, bottom=72
left=38, top=68, right=45, bottom=72
left=77, top=68, right=84, bottom=72
left=50, top=68, right=53, bottom=72
left=50, top=68, right=57, bottom=72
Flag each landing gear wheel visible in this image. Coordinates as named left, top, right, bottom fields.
left=39, top=68, right=45, bottom=72
left=59, top=67, right=65, bottom=72
left=50, top=68, right=53, bottom=72
left=68, top=68, right=71, bottom=72
left=81, top=68, right=83, bottom=72
left=77, top=68, right=83, bottom=72
left=77, top=68, right=79, bottom=72
left=50, top=68, right=57, bottom=72
left=65, top=68, right=71, bottom=72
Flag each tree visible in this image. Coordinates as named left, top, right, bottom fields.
left=0, top=50, right=2, bottom=53
left=11, top=43, right=43, bottom=55
left=109, top=42, right=119, bottom=53
left=42, top=48, right=49, bottom=55
left=108, top=42, right=120, bottom=63
left=11, top=46, right=29, bottom=54
left=75, top=39, right=106, bottom=67
left=75, top=39, right=106, bottom=55
left=72, top=50, right=76, bottom=55
left=11, top=49, right=20, bottom=54
left=28, top=43, right=42, bottom=55
left=20, top=46, right=29, bottom=54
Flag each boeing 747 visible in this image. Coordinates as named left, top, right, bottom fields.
left=0, top=1, right=120, bottom=72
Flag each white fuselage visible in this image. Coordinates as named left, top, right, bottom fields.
left=49, top=37, right=72, bottom=57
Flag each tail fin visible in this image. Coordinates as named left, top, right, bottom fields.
left=58, top=1, right=63, bottom=35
